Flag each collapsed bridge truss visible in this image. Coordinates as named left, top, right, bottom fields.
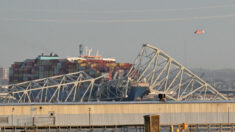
left=1, top=71, right=108, bottom=103
left=0, top=44, right=228, bottom=103
left=127, top=44, right=228, bottom=101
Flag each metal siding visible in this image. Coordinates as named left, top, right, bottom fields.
left=0, top=103, right=234, bottom=126
left=0, top=112, right=235, bottom=126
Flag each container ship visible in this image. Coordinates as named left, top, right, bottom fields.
left=9, top=45, right=131, bottom=84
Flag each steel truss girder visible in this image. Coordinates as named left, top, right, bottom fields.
left=3, top=71, right=108, bottom=103
left=96, top=78, right=129, bottom=101
left=127, top=44, right=228, bottom=101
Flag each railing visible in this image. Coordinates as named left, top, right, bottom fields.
left=0, top=123, right=235, bottom=132
left=162, top=123, right=235, bottom=132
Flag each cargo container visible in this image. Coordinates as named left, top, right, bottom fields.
left=9, top=53, right=132, bottom=84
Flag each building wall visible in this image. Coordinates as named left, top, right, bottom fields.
left=0, top=68, right=8, bottom=80
left=0, top=102, right=234, bottom=126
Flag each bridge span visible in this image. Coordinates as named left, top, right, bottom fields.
left=0, top=101, right=234, bottom=126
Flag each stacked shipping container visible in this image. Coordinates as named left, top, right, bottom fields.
left=9, top=55, right=131, bottom=84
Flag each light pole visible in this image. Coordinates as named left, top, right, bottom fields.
left=228, top=107, right=230, bottom=123
left=88, top=107, right=92, bottom=132
left=11, top=107, right=15, bottom=126
left=88, top=107, right=91, bottom=126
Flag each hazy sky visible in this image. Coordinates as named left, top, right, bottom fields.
left=1, top=0, right=235, bottom=69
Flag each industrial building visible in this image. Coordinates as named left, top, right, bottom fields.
left=0, top=101, right=234, bottom=126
